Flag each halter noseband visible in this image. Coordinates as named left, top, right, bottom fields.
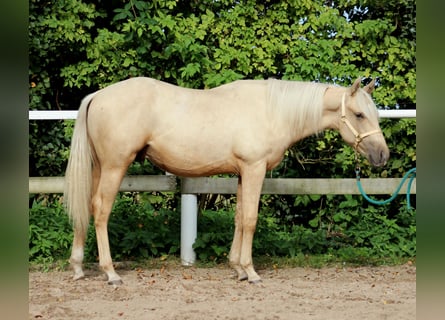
left=340, top=93, right=381, bottom=149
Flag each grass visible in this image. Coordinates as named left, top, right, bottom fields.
left=29, top=254, right=416, bottom=274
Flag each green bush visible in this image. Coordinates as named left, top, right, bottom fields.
left=29, top=0, right=416, bottom=267
left=29, top=191, right=415, bottom=267
left=29, top=196, right=73, bottom=265
left=105, top=193, right=180, bottom=260
left=192, top=203, right=415, bottom=263
left=29, top=193, right=181, bottom=265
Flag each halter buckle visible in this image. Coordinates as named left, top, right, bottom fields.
left=355, top=165, right=361, bottom=180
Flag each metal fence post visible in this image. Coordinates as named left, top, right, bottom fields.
left=180, top=193, right=198, bottom=266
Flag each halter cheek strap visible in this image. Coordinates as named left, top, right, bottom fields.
left=340, top=93, right=382, bottom=149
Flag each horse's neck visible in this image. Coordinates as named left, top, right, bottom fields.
left=318, top=87, right=347, bottom=133
left=282, top=86, right=344, bottom=143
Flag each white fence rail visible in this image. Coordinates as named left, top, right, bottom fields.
left=29, top=109, right=417, bottom=120
left=29, top=109, right=416, bottom=265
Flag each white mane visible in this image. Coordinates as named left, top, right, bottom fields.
left=266, top=79, right=331, bottom=136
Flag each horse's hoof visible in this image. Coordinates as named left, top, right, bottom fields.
left=72, top=273, right=85, bottom=281
left=108, top=279, right=123, bottom=286
left=248, top=279, right=263, bottom=285
left=238, top=275, right=248, bottom=281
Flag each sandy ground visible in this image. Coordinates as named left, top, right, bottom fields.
left=29, top=262, right=415, bottom=320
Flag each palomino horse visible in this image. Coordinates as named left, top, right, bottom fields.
left=64, top=77, right=389, bottom=285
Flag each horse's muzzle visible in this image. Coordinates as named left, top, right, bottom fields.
left=368, top=147, right=390, bottom=167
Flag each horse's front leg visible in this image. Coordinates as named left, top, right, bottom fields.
left=229, top=177, right=248, bottom=281
left=231, top=163, right=266, bottom=283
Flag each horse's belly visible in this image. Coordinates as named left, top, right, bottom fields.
left=144, top=144, right=238, bottom=177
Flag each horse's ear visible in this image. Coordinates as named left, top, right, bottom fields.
left=364, top=78, right=376, bottom=94
left=350, top=77, right=362, bottom=96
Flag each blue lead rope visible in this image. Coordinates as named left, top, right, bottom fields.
left=356, top=167, right=416, bottom=209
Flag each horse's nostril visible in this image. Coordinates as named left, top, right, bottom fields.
left=370, top=148, right=389, bottom=167
left=380, top=148, right=389, bottom=165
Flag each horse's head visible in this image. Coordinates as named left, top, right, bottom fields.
left=337, top=78, right=389, bottom=167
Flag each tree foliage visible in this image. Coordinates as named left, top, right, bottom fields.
left=29, top=0, right=416, bottom=246
left=30, top=0, right=416, bottom=106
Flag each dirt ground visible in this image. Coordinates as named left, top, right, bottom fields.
left=29, top=262, right=416, bottom=320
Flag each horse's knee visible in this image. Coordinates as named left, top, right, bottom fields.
left=241, top=224, right=257, bottom=240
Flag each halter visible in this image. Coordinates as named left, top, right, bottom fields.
left=340, top=93, right=382, bottom=150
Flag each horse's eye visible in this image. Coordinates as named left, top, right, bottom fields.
left=355, top=112, right=364, bottom=119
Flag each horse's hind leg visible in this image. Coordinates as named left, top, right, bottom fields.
left=70, top=164, right=100, bottom=280
left=92, top=166, right=127, bottom=285
left=70, top=228, right=87, bottom=280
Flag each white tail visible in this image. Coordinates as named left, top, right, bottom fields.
left=64, top=93, right=96, bottom=237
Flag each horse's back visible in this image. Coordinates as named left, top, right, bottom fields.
left=84, top=77, right=278, bottom=174
left=87, top=77, right=268, bottom=129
